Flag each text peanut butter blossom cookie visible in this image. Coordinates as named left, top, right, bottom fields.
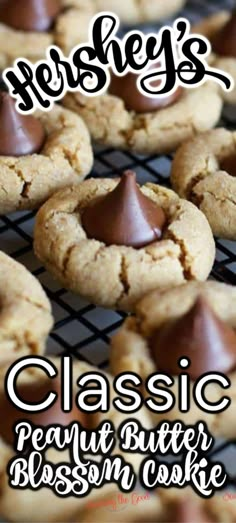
left=34, top=171, right=215, bottom=311
left=0, top=358, right=150, bottom=523
left=171, top=128, right=236, bottom=240
left=193, top=8, right=236, bottom=105
left=111, top=281, right=236, bottom=438
left=0, top=90, right=93, bottom=214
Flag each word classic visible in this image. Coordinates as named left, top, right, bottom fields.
left=6, top=355, right=231, bottom=415
left=3, top=14, right=233, bottom=114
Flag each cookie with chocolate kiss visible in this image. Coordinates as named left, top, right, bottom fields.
left=109, top=66, right=182, bottom=113
left=211, top=9, right=236, bottom=58
left=82, top=170, right=166, bottom=248
left=0, top=376, right=88, bottom=446
left=0, top=92, right=45, bottom=156
left=0, top=0, right=61, bottom=32
left=149, top=296, right=236, bottom=380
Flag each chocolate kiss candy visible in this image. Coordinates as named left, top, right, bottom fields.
left=149, top=296, right=236, bottom=380
left=82, top=171, right=166, bottom=248
left=211, top=10, right=236, bottom=58
left=221, top=154, right=236, bottom=177
left=170, top=499, right=213, bottom=523
left=109, top=65, right=182, bottom=113
left=0, top=0, right=61, bottom=32
left=0, top=92, right=45, bottom=156
left=0, top=377, right=88, bottom=446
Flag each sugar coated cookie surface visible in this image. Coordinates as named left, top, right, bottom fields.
left=171, top=128, right=236, bottom=239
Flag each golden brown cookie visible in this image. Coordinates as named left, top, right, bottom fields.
left=34, top=177, right=215, bottom=311
left=171, top=128, right=236, bottom=239
left=0, top=357, right=151, bottom=522
left=0, top=103, right=93, bottom=214
left=193, top=11, right=236, bottom=105
left=0, top=0, right=94, bottom=68
left=0, top=0, right=187, bottom=69
left=110, top=281, right=236, bottom=438
left=63, top=83, right=223, bottom=155
left=0, top=250, right=53, bottom=366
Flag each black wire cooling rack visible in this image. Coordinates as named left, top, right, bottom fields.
left=0, top=0, right=236, bottom=489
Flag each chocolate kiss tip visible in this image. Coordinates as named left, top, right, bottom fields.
left=0, top=92, right=45, bottom=156
left=149, top=295, right=236, bottom=380
left=0, top=0, right=61, bottom=33
left=82, top=170, right=166, bottom=248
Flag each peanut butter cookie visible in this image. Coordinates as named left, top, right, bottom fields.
left=34, top=173, right=215, bottom=311
left=111, top=281, right=236, bottom=438
left=0, top=92, right=93, bottom=214
left=0, top=0, right=186, bottom=69
left=0, top=0, right=94, bottom=68
left=0, top=0, right=187, bottom=69
left=63, top=82, right=223, bottom=155
left=171, top=128, right=236, bottom=239
left=0, top=250, right=53, bottom=366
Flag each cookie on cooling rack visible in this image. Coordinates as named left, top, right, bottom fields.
left=193, top=9, right=236, bottom=105
left=171, top=128, right=236, bottom=239
left=0, top=0, right=95, bottom=68
left=70, top=487, right=236, bottom=523
left=63, top=67, right=223, bottom=155
left=0, top=357, right=151, bottom=522
left=0, top=250, right=53, bottom=366
left=0, top=0, right=188, bottom=69
left=111, top=280, right=236, bottom=438
left=0, top=91, right=93, bottom=214
left=34, top=170, right=215, bottom=311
